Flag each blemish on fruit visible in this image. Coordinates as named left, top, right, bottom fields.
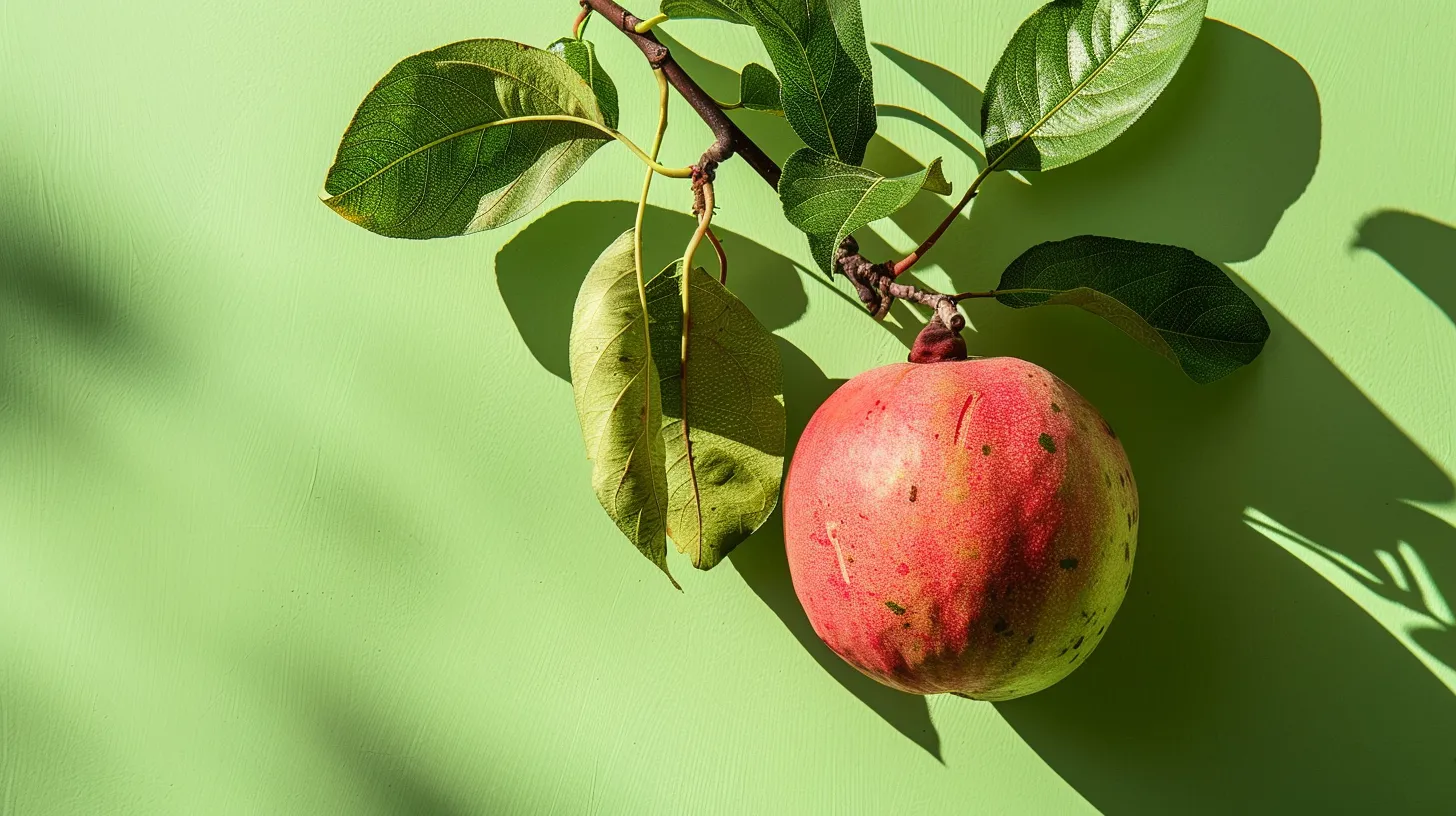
left=897, top=562, right=910, bottom=576
left=1039, top=433, right=1057, bottom=453
left=1123, top=541, right=1130, bottom=561
left=1051, top=402, right=1062, bottom=413
left=903, top=622, right=911, bottom=629
left=993, top=618, right=1010, bottom=634
left=1073, top=636, right=1084, bottom=650
left=982, top=444, right=992, bottom=456
left=885, top=601, right=906, bottom=615
left=908, top=485, right=917, bottom=502
left=1060, top=557, right=1078, bottom=570
left=1026, top=635, right=1036, bottom=645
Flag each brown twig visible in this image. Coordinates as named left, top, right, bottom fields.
left=583, top=0, right=960, bottom=328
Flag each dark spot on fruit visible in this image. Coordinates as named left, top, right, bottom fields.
left=618, top=355, right=632, bottom=363
left=1069, top=652, right=1080, bottom=663
left=885, top=601, right=906, bottom=615
left=1027, top=635, right=1036, bottom=645
left=1039, top=433, right=1057, bottom=453
left=1080, top=610, right=1090, bottom=620
left=1051, top=402, right=1062, bottom=413
left=908, top=485, right=917, bottom=502
left=1073, top=636, right=1084, bottom=649
left=903, top=622, right=911, bottom=629
left=897, top=562, right=909, bottom=576
left=1098, top=626, right=1105, bottom=635
left=982, top=444, right=992, bottom=456
left=1118, top=473, right=1125, bottom=487
left=1060, top=557, right=1078, bottom=570
left=1127, top=513, right=1133, bottom=529
left=1123, top=541, right=1130, bottom=561
left=934, top=433, right=940, bottom=439
left=993, top=618, right=1010, bottom=634
left=1058, top=648, right=1068, bottom=656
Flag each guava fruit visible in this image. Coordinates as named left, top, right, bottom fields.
left=783, top=331, right=1138, bottom=701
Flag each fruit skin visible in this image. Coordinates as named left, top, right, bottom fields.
left=783, top=357, right=1138, bottom=701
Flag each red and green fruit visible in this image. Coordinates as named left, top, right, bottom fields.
left=783, top=355, right=1138, bottom=700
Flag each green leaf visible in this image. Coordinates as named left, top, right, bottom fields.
left=569, top=231, right=677, bottom=587
left=996, top=236, right=1269, bottom=383
left=981, top=0, right=1207, bottom=172
left=660, top=0, right=749, bottom=25
left=549, top=37, right=620, bottom=129
left=738, top=63, right=783, bottom=114
left=646, top=263, right=785, bottom=569
left=322, top=39, right=611, bottom=239
left=779, top=148, right=951, bottom=274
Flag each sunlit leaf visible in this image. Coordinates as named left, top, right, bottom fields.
left=981, top=0, right=1207, bottom=172
left=323, top=39, right=610, bottom=238
left=779, top=148, right=951, bottom=273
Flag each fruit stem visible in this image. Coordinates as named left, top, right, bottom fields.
left=706, top=226, right=728, bottom=285
left=892, top=165, right=993, bottom=277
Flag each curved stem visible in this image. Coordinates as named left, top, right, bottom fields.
left=705, top=226, right=728, bottom=285
left=891, top=164, right=994, bottom=276
left=573, top=5, right=592, bottom=38
left=633, top=12, right=669, bottom=32
left=632, top=69, right=673, bottom=459
left=677, top=180, right=714, bottom=567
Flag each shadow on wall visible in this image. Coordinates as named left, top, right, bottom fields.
left=0, top=163, right=173, bottom=454
left=499, top=18, right=1456, bottom=809
left=864, top=18, right=1456, bottom=814
left=1353, top=210, right=1456, bottom=326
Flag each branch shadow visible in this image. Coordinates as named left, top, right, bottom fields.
left=1353, top=210, right=1456, bottom=326
left=874, top=19, right=1456, bottom=813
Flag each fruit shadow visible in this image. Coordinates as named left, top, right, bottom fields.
left=873, top=19, right=1456, bottom=812
left=494, top=201, right=943, bottom=759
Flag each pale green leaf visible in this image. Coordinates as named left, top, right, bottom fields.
left=549, top=37, right=620, bottom=129
left=646, top=263, right=785, bottom=569
left=569, top=231, right=677, bottom=587
left=322, top=39, right=610, bottom=238
left=981, top=0, right=1207, bottom=172
left=997, top=236, right=1269, bottom=383
left=779, top=148, right=951, bottom=274
left=738, top=63, right=783, bottom=114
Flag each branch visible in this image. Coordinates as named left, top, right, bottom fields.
left=582, top=0, right=961, bottom=331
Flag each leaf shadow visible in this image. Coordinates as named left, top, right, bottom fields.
left=1353, top=210, right=1456, bottom=327
left=875, top=19, right=1456, bottom=812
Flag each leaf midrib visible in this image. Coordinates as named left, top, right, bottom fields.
left=988, top=0, right=1170, bottom=172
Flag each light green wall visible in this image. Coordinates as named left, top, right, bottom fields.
left=2, top=1, right=1454, bottom=813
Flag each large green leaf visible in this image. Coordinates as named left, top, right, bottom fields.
left=322, top=39, right=610, bottom=239
left=779, top=148, right=951, bottom=274
left=996, top=236, right=1269, bottom=383
left=981, top=0, right=1207, bottom=172
left=569, top=231, right=676, bottom=587
left=548, top=37, right=620, bottom=129
left=738, top=63, right=783, bottom=114
left=660, top=0, right=749, bottom=25
left=667, top=0, right=875, bottom=163
left=646, top=263, right=785, bottom=570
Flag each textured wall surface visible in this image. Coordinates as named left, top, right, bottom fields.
left=2, top=1, right=1454, bottom=813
